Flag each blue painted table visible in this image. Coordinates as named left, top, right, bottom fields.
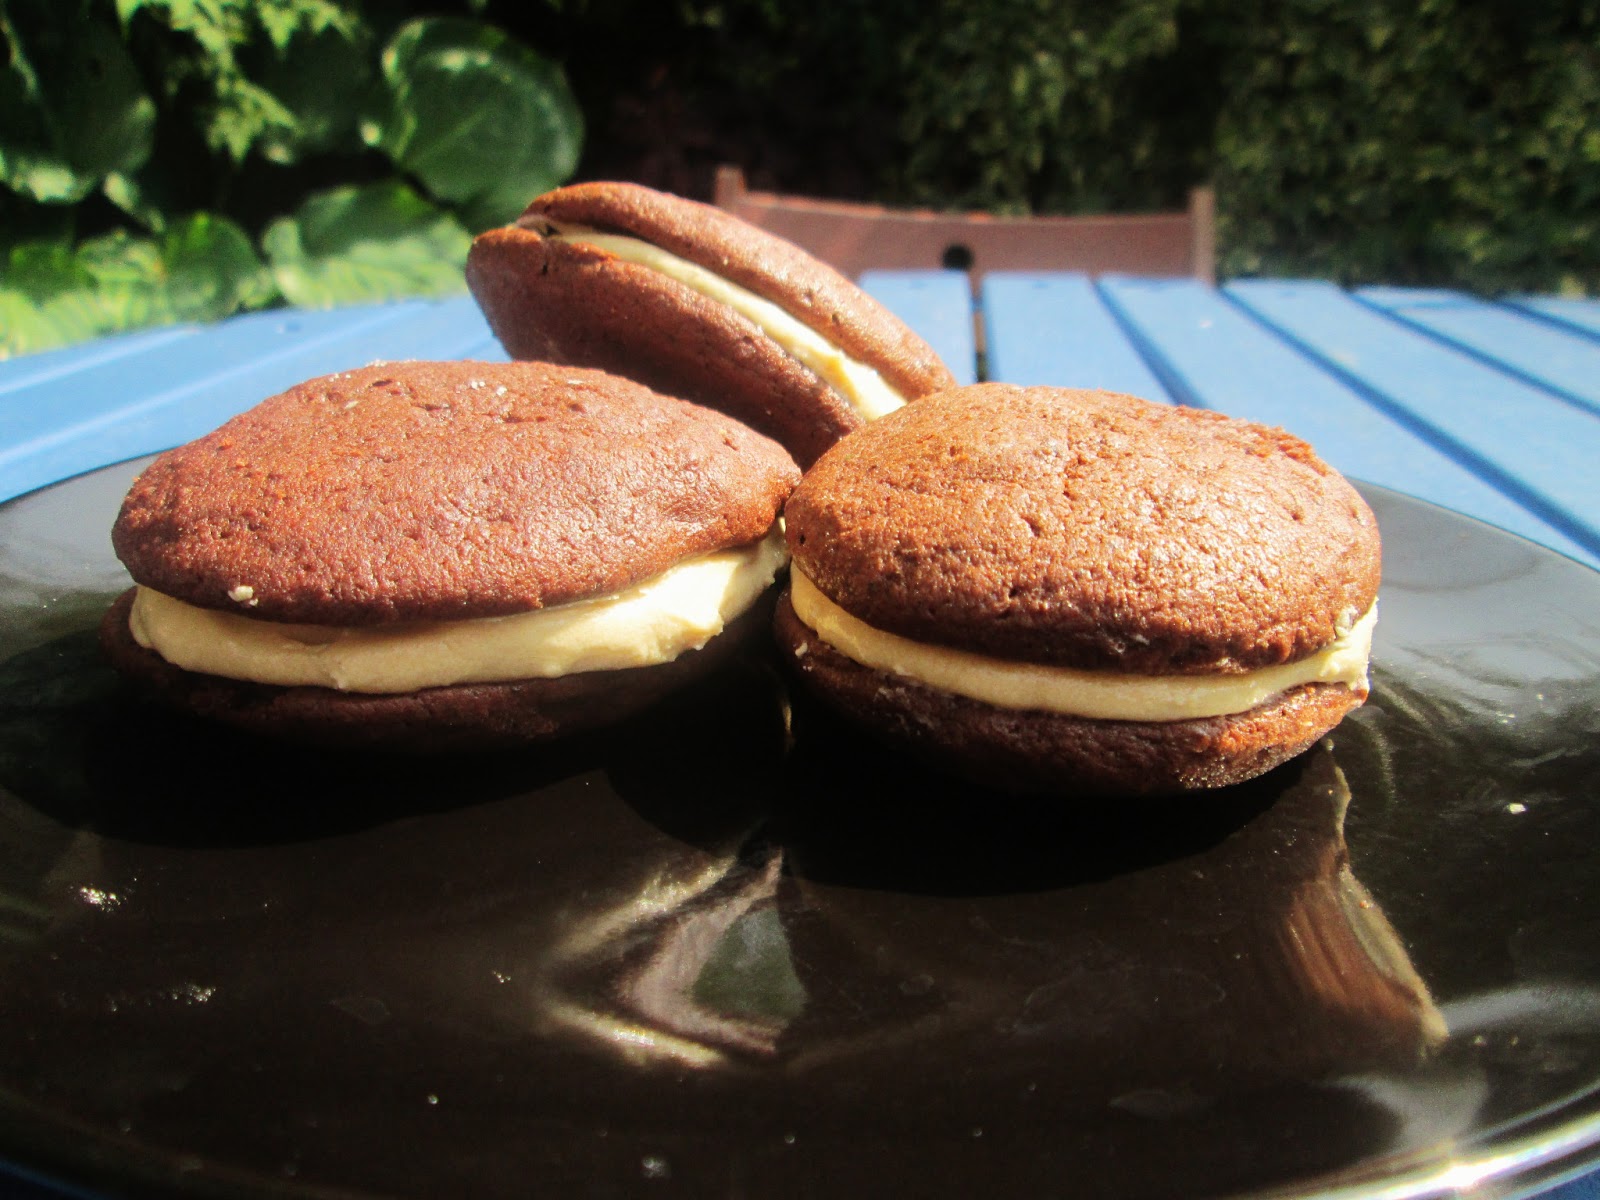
left=1, top=274, right=1599, bottom=1200
left=5, top=274, right=1596, bottom=572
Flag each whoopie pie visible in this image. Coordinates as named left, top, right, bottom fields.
left=774, top=385, right=1382, bottom=795
left=102, top=360, right=800, bottom=749
left=465, top=181, right=957, bottom=467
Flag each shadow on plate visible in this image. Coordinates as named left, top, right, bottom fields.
left=0, top=630, right=790, bottom=851
left=762, top=693, right=1288, bottom=898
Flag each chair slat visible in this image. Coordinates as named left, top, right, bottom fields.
left=716, top=165, right=1213, bottom=283
left=1357, top=287, right=1600, bottom=415
left=1507, top=295, right=1600, bottom=340
left=0, top=324, right=200, bottom=396
left=1102, top=276, right=1600, bottom=568
left=858, top=270, right=979, bottom=386
left=0, top=297, right=502, bottom=503
left=980, top=272, right=1172, bottom=400
left=1225, top=279, right=1600, bottom=566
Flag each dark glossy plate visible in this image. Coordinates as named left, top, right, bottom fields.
left=1, top=462, right=1599, bottom=1200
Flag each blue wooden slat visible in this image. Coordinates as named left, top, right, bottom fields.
left=1543, top=1175, right=1600, bottom=1200
left=0, top=324, right=200, bottom=396
left=980, top=272, right=1172, bottom=400
left=0, top=296, right=504, bottom=503
left=858, top=269, right=978, bottom=386
left=1098, top=276, right=1600, bottom=569
left=1508, top=295, right=1600, bottom=340
left=3, top=303, right=459, bottom=447
left=1225, top=278, right=1600, bottom=566
left=1356, top=286, right=1600, bottom=416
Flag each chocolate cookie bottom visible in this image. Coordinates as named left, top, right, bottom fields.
left=101, top=589, right=765, bottom=751
left=774, top=593, right=1365, bottom=796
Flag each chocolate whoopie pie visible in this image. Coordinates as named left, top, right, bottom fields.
left=102, top=361, right=801, bottom=749
left=465, top=181, right=957, bottom=467
left=774, top=385, right=1382, bottom=795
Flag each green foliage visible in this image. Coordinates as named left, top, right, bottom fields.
left=887, top=0, right=1198, bottom=214
left=251, top=21, right=378, bottom=166
left=1210, top=0, right=1600, bottom=291
left=535, top=0, right=1596, bottom=294
left=374, top=17, right=584, bottom=231
left=896, top=0, right=1599, bottom=289
left=3, top=0, right=1596, bottom=362
left=1, top=213, right=268, bottom=355
left=262, top=181, right=472, bottom=307
left=114, top=0, right=361, bottom=163
left=0, top=0, right=582, bottom=358
left=0, top=1, right=157, bottom=203
left=78, top=213, right=271, bottom=322
left=0, top=243, right=106, bottom=355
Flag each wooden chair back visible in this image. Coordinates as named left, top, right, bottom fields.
left=714, top=165, right=1215, bottom=286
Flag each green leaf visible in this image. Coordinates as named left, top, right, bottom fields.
left=252, top=0, right=358, bottom=53
left=0, top=241, right=106, bottom=358
left=80, top=214, right=275, bottom=327
left=123, top=0, right=354, bottom=164
left=0, top=215, right=272, bottom=360
left=102, top=171, right=166, bottom=232
left=0, top=7, right=156, bottom=203
left=204, top=71, right=298, bottom=163
left=261, top=180, right=472, bottom=308
left=134, top=0, right=249, bottom=59
left=374, top=16, right=583, bottom=229
left=254, top=22, right=378, bottom=165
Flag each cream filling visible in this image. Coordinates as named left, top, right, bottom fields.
left=548, top=224, right=907, bottom=421
left=128, top=530, right=789, bottom=694
left=789, top=569, right=1376, bottom=722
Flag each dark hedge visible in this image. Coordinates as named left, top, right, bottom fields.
left=516, top=0, right=1600, bottom=293
left=5, top=0, right=1596, bottom=358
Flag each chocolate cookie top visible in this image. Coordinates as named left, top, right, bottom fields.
left=114, top=361, right=800, bottom=626
left=784, top=385, right=1381, bottom=674
left=517, top=182, right=955, bottom=401
left=466, top=231, right=864, bottom=467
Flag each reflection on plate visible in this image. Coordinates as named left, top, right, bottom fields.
left=0, top=464, right=1599, bottom=1200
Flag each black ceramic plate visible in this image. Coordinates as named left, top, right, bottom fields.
left=2, top=462, right=1599, bottom=1200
